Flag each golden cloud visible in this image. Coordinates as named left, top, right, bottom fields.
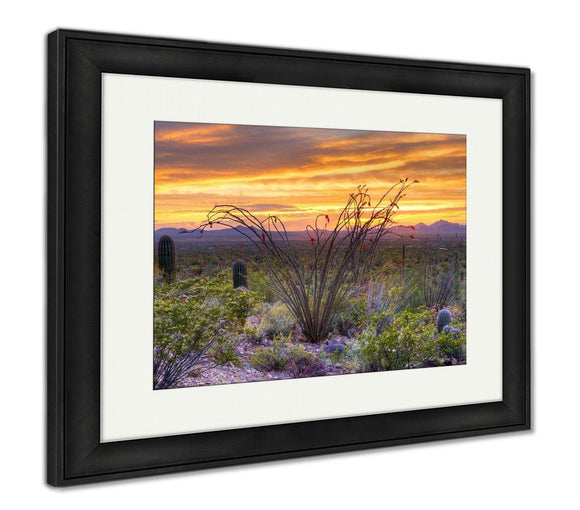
left=154, top=122, right=466, bottom=230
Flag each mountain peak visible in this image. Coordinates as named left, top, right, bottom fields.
left=393, top=220, right=465, bottom=237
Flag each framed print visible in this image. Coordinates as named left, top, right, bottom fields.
left=47, top=29, right=530, bottom=486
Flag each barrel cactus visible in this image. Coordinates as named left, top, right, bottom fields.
left=232, top=260, right=248, bottom=289
left=441, top=325, right=464, bottom=361
left=442, top=324, right=461, bottom=337
left=158, top=235, right=175, bottom=281
left=437, top=309, right=452, bottom=332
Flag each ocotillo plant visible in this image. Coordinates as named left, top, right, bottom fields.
left=190, top=181, right=416, bottom=343
left=232, top=260, right=248, bottom=289
left=158, top=235, right=175, bottom=281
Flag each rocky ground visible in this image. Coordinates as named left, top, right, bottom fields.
left=174, top=312, right=466, bottom=389
left=176, top=333, right=353, bottom=388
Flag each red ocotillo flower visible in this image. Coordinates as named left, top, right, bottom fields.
left=409, top=234, right=415, bottom=239
left=397, top=259, right=404, bottom=264
left=363, top=243, right=367, bottom=250
left=261, top=233, right=266, bottom=244
left=325, top=214, right=330, bottom=223
left=310, top=237, right=316, bottom=246
left=368, top=238, right=374, bottom=244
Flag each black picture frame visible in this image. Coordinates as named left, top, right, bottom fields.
left=47, top=29, right=530, bottom=486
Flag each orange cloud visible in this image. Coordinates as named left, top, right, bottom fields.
left=154, top=122, right=466, bottom=230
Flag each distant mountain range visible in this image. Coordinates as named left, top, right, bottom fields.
left=155, top=220, right=466, bottom=241
left=393, top=220, right=466, bottom=236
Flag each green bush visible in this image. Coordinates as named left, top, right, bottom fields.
left=286, top=344, right=327, bottom=378
left=201, top=263, right=222, bottom=277
left=249, top=334, right=289, bottom=371
left=153, top=273, right=255, bottom=389
left=242, top=323, right=261, bottom=344
left=248, top=269, right=278, bottom=303
left=422, top=259, right=460, bottom=310
left=249, top=336, right=327, bottom=377
left=257, top=302, right=296, bottom=339
left=210, top=336, right=242, bottom=366
left=362, top=277, right=418, bottom=333
left=338, top=276, right=419, bottom=337
left=358, top=309, right=437, bottom=371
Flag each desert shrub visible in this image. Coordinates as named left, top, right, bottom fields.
left=249, top=335, right=328, bottom=377
left=359, top=275, right=418, bottom=334
left=407, top=283, right=426, bottom=310
left=242, top=323, right=261, bottom=344
left=257, top=301, right=296, bottom=339
left=249, top=334, right=290, bottom=371
left=249, top=269, right=278, bottom=303
left=209, top=336, right=242, bottom=366
left=358, top=309, right=437, bottom=371
left=422, top=263, right=458, bottom=310
left=418, top=241, right=465, bottom=310
left=153, top=257, right=164, bottom=279
left=153, top=274, right=254, bottom=389
left=286, top=344, right=327, bottom=378
left=201, top=263, right=222, bottom=277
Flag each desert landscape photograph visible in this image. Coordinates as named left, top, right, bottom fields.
left=153, top=121, right=467, bottom=390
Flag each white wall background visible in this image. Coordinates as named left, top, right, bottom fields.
left=0, top=0, right=576, bottom=507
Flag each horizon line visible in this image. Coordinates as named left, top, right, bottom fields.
left=154, top=219, right=466, bottom=233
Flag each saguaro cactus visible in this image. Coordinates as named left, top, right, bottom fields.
left=437, top=309, right=452, bottom=333
left=232, top=260, right=248, bottom=289
left=158, top=235, right=175, bottom=280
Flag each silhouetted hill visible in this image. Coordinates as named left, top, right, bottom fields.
left=154, top=226, right=305, bottom=242
left=155, top=220, right=466, bottom=242
left=394, top=220, right=465, bottom=236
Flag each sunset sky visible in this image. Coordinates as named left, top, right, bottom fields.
left=154, top=122, right=466, bottom=231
